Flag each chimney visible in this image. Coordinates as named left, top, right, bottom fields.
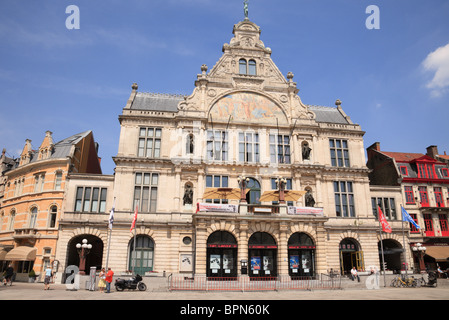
left=426, top=145, right=438, bottom=159
left=367, top=142, right=381, bottom=152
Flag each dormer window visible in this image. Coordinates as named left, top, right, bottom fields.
left=239, top=58, right=256, bottom=75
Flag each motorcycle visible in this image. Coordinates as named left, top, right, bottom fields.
left=114, top=274, right=147, bottom=291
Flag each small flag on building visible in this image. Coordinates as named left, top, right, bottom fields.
left=130, top=205, right=138, bottom=232
left=378, top=206, right=392, bottom=233
left=401, top=206, right=421, bottom=230
left=108, top=204, right=115, bottom=230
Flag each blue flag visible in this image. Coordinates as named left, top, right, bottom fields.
left=401, top=206, right=420, bottom=229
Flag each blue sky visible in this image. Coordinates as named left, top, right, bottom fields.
left=0, top=0, right=448, bottom=175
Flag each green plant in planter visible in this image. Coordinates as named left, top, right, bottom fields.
left=28, top=269, right=36, bottom=282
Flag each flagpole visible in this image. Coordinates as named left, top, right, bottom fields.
left=377, top=209, right=387, bottom=287
left=132, top=226, right=136, bottom=275
left=401, top=205, right=408, bottom=276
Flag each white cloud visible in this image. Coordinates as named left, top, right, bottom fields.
left=422, top=42, right=449, bottom=98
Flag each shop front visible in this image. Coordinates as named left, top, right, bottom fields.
left=288, top=232, right=315, bottom=278
left=248, top=232, right=277, bottom=278
left=206, top=231, right=238, bottom=278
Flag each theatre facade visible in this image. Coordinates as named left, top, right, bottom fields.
left=56, top=18, right=394, bottom=280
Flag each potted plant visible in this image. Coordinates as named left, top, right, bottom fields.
left=28, top=269, right=36, bottom=283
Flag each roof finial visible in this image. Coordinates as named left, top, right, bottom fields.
left=243, top=0, right=249, bottom=20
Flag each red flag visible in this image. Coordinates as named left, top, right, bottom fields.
left=378, top=206, right=392, bottom=233
left=130, top=205, right=138, bottom=232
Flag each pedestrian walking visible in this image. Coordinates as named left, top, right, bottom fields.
left=44, top=265, right=53, bottom=290
left=105, top=267, right=114, bottom=293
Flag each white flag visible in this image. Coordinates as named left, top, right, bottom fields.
left=108, top=206, right=114, bottom=230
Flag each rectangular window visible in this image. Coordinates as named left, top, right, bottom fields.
left=55, top=172, right=62, bottom=190
left=269, top=134, right=291, bottom=164
left=404, top=186, right=415, bottom=204
left=138, top=127, right=162, bottom=158
left=239, top=132, right=259, bottom=163
left=207, top=130, right=228, bottom=161
left=329, top=139, right=350, bottom=167
left=409, top=213, right=420, bottom=233
left=434, top=187, right=445, bottom=207
left=334, top=181, right=355, bottom=217
left=205, top=175, right=229, bottom=204
left=371, top=197, right=397, bottom=220
left=424, top=214, right=434, bottom=237
left=441, top=168, right=449, bottom=178
left=418, top=186, right=429, bottom=207
left=74, top=187, right=108, bottom=213
left=439, top=214, right=449, bottom=237
left=134, top=172, right=158, bottom=212
left=400, top=166, right=408, bottom=176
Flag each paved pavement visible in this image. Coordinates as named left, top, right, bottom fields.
left=1, top=279, right=448, bottom=300
left=1, top=280, right=447, bottom=318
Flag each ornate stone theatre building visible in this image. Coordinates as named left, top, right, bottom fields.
left=56, top=17, right=385, bottom=280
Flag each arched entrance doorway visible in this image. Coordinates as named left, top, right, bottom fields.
left=66, top=235, right=104, bottom=275
left=288, top=232, right=316, bottom=278
left=129, top=235, right=154, bottom=275
left=246, top=178, right=261, bottom=204
left=206, top=231, right=237, bottom=278
left=339, top=238, right=364, bottom=275
left=379, top=239, right=403, bottom=273
left=248, top=232, right=277, bottom=278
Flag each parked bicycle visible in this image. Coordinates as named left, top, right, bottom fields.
left=390, top=275, right=417, bottom=288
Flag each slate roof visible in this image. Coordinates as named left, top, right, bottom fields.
left=308, top=105, right=351, bottom=124
left=130, top=92, right=184, bottom=112
left=130, top=92, right=353, bottom=125
left=28, top=130, right=92, bottom=164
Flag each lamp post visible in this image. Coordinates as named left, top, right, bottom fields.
left=412, top=242, right=426, bottom=273
left=275, top=177, right=287, bottom=204
left=76, top=239, right=92, bottom=275
left=237, top=176, right=249, bottom=203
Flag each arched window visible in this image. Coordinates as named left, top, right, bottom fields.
left=248, top=59, right=256, bottom=75
left=239, top=59, right=247, bottom=74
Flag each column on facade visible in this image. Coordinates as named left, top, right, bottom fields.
left=238, top=221, right=248, bottom=277
left=279, top=222, right=289, bottom=276
left=174, top=168, right=181, bottom=212
left=194, top=220, right=208, bottom=276
left=314, top=224, right=328, bottom=275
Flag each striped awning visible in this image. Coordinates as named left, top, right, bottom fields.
left=5, top=246, right=37, bottom=261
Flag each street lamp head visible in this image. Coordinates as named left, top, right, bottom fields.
left=76, top=243, right=81, bottom=249
left=87, top=244, right=92, bottom=249
left=82, top=239, right=88, bottom=244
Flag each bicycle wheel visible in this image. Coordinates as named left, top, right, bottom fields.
left=390, top=279, right=398, bottom=287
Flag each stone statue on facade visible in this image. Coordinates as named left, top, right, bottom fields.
left=305, top=190, right=315, bottom=207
